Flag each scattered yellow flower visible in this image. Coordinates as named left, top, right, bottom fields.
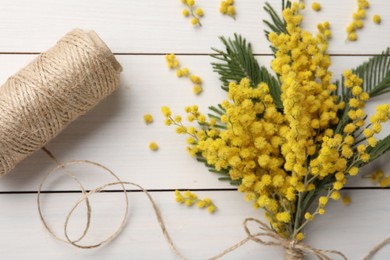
left=311, top=2, right=321, bottom=12
left=346, top=0, right=370, bottom=41
left=149, top=142, right=159, bottom=151
left=195, top=8, right=204, bottom=17
left=165, top=53, right=180, bottom=69
left=191, top=17, right=199, bottom=25
left=193, top=85, right=203, bottom=95
left=342, top=195, right=351, bottom=206
left=161, top=106, right=172, bottom=117
left=348, top=32, right=358, bottom=41
left=143, top=114, right=154, bottom=124
left=181, top=0, right=203, bottom=26
left=220, top=0, right=236, bottom=19
left=174, top=190, right=216, bottom=213
left=165, top=55, right=204, bottom=96
left=373, top=14, right=381, bottom=24
left=182, top=9, right=189, bottom=17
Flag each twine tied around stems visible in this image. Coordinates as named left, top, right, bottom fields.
left=209, top=218, right=348, bottom=260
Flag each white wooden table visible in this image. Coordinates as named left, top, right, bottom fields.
left=0, top=0, right=390, bottom=259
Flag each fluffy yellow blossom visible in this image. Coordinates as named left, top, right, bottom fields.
left=295, top=232, right=305, bottom=241
left=367, top=137, right=377, bottom=147
left=220, top=0, right=235, bottom=18
left=342, top=195, right=351, bottom=205
left=193, top=85, right=203, bottom=95
left=181, top=0, right=203, bottom=26
left=276, top=212, right=291, bottom=223
left=190, top=75, right=202, bottom=84
left=227, top=6, right=236, bottom=16
left=191, top=18, right=199, bottom=25
left=165, top=54, right=180, bottom=69
left=175, top=190, right=216, bottom=213
left=207, top=204, right=216, bottom=213
left=331, top=191, right=341, bottom=200
left=143, top=114, right=154, bottom=124
left=161, top=106, right=172, bottom=117
left=349, top=167, right=359, bottom=176
left=346, top=0, right=370, bottom=41
left=182, top=9, right=189, bottom=17
left=304, top=212, right=314, bottom=221
left=195, top=8, right=204, bottom=17
left=165, top=55, right=204, bottom=95
left=373, top=14, right=381, bottom=24
left=333, top=181, right=344, bottom=190
left=311, top=2, right=321, bottom=12
left=149, top=142, right=159, bottom=151
left=348, top=32, right=358, bottom=41
left=319, top=196, right=328, bottom=207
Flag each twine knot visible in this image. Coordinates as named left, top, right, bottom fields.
left=210, top=218, right=348, bottom=260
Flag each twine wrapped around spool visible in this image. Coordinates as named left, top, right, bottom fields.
left=0, top=29, right=122, bottom=176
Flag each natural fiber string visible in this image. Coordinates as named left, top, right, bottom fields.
left=0, top=28, right=122, bottom=176
left=38, top=149, right=350, bottom=260
left=208, top=218, right=348, bottom=260
left=38, top=149, right=348, bottom=260
left=40, top=147, right=93, bottom=244
left=363, top=236, right=390, bottom=260
left=38, top=148, right=187, bottom=259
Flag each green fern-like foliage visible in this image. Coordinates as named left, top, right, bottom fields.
left=211, top=34, right=261, bottom=89
left=353, top=49, right=390, bottom=97
left=335, top=50, right=390, bottom=155
left=365, top=135, right=390, bottom=166
left=339, top=49, right=390, bottom=101
left=210, top=34, right=283, bottom=109
left=263, top=0, right=291, bottom=53
left=263, top=1, right=291, bottom=37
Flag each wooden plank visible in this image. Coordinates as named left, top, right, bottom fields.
left=0, top=54, right=388, bottom=191
left=0, top=0, right=388, bottom=54
left=0, top=190, right=389, bottom=259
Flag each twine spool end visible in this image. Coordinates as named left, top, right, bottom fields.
left=86, top=30, right=122, bottom=73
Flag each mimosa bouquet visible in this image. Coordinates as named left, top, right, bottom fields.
left=163, top=1, right=390, bottom=258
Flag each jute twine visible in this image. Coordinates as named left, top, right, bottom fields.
left=0, top=28, right=122, bottom=176
left=38, top=147, right=187, bottom=259
left=363, top=236, right=390, bottom=260
left=209, top=218, right=347, bottom=260
left=38, top=148, right=348, bottom=260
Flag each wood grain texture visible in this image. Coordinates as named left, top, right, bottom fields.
left=0, top=0, right=387, bottom=54
left=0, top=190, right=389, bottom=259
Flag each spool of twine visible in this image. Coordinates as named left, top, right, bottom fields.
left=0, top=29, right=122, bottom=176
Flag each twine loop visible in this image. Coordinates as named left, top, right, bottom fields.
left=38, top=149, right=187, bottom=259
left=363, top=236, right=390, bottom=260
